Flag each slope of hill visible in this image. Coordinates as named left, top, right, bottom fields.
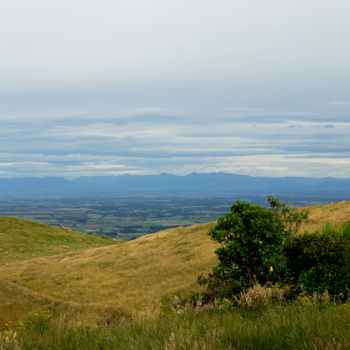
left=0, top=278, right=134, bottom=329
left=0, top=216, right=122, bottom=264
left=0, top=218, right=129, bottom=328
left=297, top=200, right=350, bottom=233
left=1, top=200, right=350, bottom=325
left=0, top=222, right=219, bottom=310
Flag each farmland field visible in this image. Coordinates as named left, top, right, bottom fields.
left=0, top=195, right=341, bottom=241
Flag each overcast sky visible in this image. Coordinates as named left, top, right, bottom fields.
left=1, top=0, right=350, bottom=179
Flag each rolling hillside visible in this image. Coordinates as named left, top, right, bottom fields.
left=0, top=216, right=122, bottom=264
left=0, top=217, right=128, bottom=328
left=1, top=200, right=350, bottom=327
left=297, top=199, right=350, bottom=233
left=0, top=222, right=219, bottom=310
left=0, top=278, right=134, bottom=329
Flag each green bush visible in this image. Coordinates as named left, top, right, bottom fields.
left=283, top=233, right=350, bottom=298
left=199, top=197, right=308, bottom=298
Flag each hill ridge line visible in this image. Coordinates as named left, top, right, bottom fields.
left=0, top=173, right=350, bottom=195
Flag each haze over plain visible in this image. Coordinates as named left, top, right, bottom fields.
left=1, top=0, right=349, bottom=179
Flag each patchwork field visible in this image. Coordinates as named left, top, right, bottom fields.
left=0, top=196, right=232, bottom=241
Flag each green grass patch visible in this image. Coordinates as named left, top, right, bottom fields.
left=2, top=304, right=350, bottom=349
left=0, top=216, right=123, bottom=264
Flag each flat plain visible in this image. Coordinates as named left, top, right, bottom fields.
left=0, top=195, right=339, bottom=241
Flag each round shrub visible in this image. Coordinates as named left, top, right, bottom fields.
left=199, top=197, right=309, bottom=299
left=200, top=199, right=288, bottom=296
left=283, top=233, right=350, bottom=298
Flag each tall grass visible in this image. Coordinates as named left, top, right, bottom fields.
left=321, top=220, right=350, bottom=240
left=2, top=303, right=350, bottom=349
left=342, top=221, right=350, bottom=239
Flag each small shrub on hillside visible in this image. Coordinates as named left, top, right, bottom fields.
left=199, top=197, right=308, bottom=298
left=234, top=284, right=269, bottom=309
left=283, top=233, right=350, bottom=299
left=233, top=283, right=290, bottom=309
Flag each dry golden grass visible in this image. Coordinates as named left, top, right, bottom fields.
left=0, top=278, right=134, bottom=329
left=297, top=200, right=350, bottom=234
left=0, top=216, right=122, bottom=264
left=1, top=200, right=350, bottom=326
left=0, top=222, right=219, bottom=310
left=0, top=217, right=129, bottom=328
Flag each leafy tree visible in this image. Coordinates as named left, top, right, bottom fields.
left=198, top=197, right=308, bottom=297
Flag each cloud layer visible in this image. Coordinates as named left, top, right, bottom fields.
left=1, top=104, right=349, bottom=179
left=0, top=0, right=349, bottom=178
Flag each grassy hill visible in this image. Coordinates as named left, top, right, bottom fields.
left=0, top=278, right=134, bottom=329
left=297, top=200, right=350, bottom=233
left=1, top=200, right=350, bottom=329
left=0, top=217, right=129, bottom=328
left=0, top=222, right=219, bottom=311
left=0, top=216, right=122, bottom=264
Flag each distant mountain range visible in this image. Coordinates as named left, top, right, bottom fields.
left=0, top=173, right=350, bottom=196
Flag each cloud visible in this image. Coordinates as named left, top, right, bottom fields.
left=0, top=1, right=349, bottom=102
left=53, top=112, right=86, bottom=118
left=65, top=163, right=127, bottom=170
left=286, top=125, right=302, bottom=129
left=323, top=124, right=336, bottom=128
left=0, top=1, right=349, bottom=179
left=0, top=103, right=349, bottom=179
left=312, top=101, right=350, bottom=108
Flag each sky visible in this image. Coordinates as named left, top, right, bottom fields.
left=1, top=0, right=350, bottom=179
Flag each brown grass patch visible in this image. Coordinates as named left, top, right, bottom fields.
left=297, top=200, right=350, bottom=234
left=0, top=278, right=134, bottom=329
left=0, top=222, right=219, bottom=310
left=1, top=201, right=350, bottom=326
